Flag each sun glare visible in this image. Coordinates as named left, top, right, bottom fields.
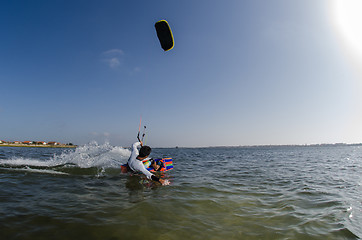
left=331, top=0, right=362, bottom=58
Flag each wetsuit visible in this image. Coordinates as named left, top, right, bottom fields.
left=127, top=142, right=160, bottom=182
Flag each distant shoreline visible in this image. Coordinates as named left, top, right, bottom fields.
left=0, top=144, right=77, bottom=148
left=171, top=143, right=362, bottom=149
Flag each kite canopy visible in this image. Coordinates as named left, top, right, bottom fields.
left=155, top=20, right=174, bottom=51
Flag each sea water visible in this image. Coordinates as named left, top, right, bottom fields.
left=0, top=143, right=361, bottom=239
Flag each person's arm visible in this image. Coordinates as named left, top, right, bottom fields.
left=135, top=161, right=169, bottom=185
left=151, top=175, right=169, bottom=185
left=131, top=142, right=141, bottom=152
left=129, top=142, right=141, bottom=160
left=127, top=142, right=141, bottom=167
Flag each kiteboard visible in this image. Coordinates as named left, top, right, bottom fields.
left=121, top=158, right=173, bottom=173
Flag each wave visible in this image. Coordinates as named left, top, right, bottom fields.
left=0, top=141, right=131, bottom=176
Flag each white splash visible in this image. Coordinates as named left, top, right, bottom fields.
left=53, top=141, right=131, bottom=168
left=347, top=206, right=353, bottom=219
left=0, top=157, right=53, bottom=167
left=0, top=141, right=131, bottom=169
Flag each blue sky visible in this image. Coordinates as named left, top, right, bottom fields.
left=1, top=0, right=361, bottom=147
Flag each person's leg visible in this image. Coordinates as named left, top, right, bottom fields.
left=151, top=160, right=160, bottom=171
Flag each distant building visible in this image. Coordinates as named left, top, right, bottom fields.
left=23, top=141, right=33, bottom=145
left=47, top=142, right=59, bottom=145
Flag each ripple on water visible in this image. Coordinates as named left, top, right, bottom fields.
left=0, top=145, right=361, bottom=239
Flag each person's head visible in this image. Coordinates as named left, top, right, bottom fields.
left=139, top=145, right=152, bottom=158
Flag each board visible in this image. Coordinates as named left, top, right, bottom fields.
left=143, top=158, right=173, bottom=172
left=121, top=158, right=173, bottom=173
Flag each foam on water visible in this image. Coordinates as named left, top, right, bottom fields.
left=0, top=157, right=52, bottom=167
left=0, top=142, right=131, bottom=175
left=1, top=166, right=69, bottom=175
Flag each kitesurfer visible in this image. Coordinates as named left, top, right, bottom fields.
left=127, top=141, right=169, bottom=185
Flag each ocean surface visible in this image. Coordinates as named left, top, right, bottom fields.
left=0, top=143, right=361, bottom=240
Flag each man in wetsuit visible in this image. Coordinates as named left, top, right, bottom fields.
left=127, top=141, right=169, bottom=186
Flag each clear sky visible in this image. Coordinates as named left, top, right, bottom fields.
left=1, top=0, right=362, bottom=147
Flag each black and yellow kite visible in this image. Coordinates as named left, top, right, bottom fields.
left=155, top=20, right=174, bottom=51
